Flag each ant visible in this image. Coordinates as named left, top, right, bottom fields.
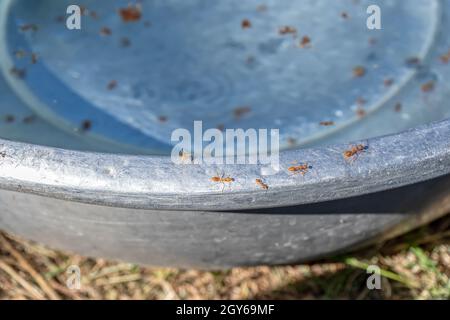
left=279, top=26, right=297, bottom=36
left=178, top=149, right=193, bottom=163
left=119, top=4, right=142, bottom=22
left=255, top=178, right=269, bottom=190
left=242, top=19, right=251, bottom=29
left=343, top=144, right=369, bottom=162
left=211, top=173, right=235, bottom=192
left=353, top=66, right=366, bottom=78
left=299, top=36, right=311, bottom=48
left=288, top=163, right=312, bottom=176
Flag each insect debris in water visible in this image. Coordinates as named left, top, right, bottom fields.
left=79, top=119, right=92, bottom=133
left=421, top=81, right=435, bottom=93
left=107, top=80, right=117, bottom=90
left=319, top=121, right=334, bottom=126
left=440, top=50, right=450, bottom=64
left=352, top=66, right=366, bottom=78
left=279, top=26, right=297, bottom=37
left=211, top=173, right=235, bottom=192
left=299, top=36, right=311, bottom=48
left=255, top=178, right=269, bottom=190
left=23, top=114, right=37, bottom=124
left=100, top=27, right=112, bottom=36
left=343, top=144, right=369, bottom=162
left=384, top=78, right=394, bottom=87
left=233, top=106, right=252, bottom=120
left=19, top=24, right=39, bottom=32
left=241, top=19, right=252, bottom=29
left=31, top=53, right=38, bottom=64
left=119, top=4, right=142, bottom=22
left=120, top=37, right=131, bottom=48
left=4, top=114, right=15, bottom=123
left=356, top=107, right=366, bottom=118
left=158, top=115, right=168, bottom=123
left=10, top=67, right=26, bottom=79
left=288, top=163, right=312, bottom=176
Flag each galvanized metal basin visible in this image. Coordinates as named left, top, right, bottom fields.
left=0, top=0, right=449, bottom=267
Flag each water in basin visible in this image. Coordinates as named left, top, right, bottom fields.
left=0, top=0, right=449, bottom=154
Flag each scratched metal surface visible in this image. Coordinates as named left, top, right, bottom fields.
left=0, top=119, right=448, bottom=211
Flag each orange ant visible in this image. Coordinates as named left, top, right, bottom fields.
left=211, top=173, right=235, bottom=192
left=255, top=178, right=269, bottom=190
left=242, top=19, right=252, bottom=29
left=279, top=26, right=297, bottom=36
left=299, top=36, right=311, bottom=48
left=288, top=163, right=312, bottom=176
left=119, top=4, right=142, bottom=22
left=107, top=80, right=117, bottom=90
left=343, top=144, right=369, bottom=162
left=440, top=50, right=450, bottom=64
left=31, top=53, right=38, bottom=64
left=421, top=81, right=435, bottom=93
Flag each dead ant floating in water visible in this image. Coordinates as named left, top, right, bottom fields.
left=233, top=106, right=251, bottom=120
left=119, top=4, right=142, bottom=22
left=79, top=119, right=92, bottom=132
left=10, top=67, right=26, bottom=79
left=255, top=178, right=269, bottom=190
left=288, top=163, right=312, bottom=176
left=241, top=19, right=252, bottom=29
left=107, top=80, right=117, bottom=90
left=343, top=144, right=369, bottom=162
left=279, top=26, right=297, bottom=36
left=440, top=50, right=450, bottom=64
left=352, top=66, right=366, bottom=78
left=19, top=24, right=38, bottom=32
left=299, top=36, right=311, bottom=48
left=421, top=81, right=435, bottom=93
left=211, top=173, right=235, bottom=192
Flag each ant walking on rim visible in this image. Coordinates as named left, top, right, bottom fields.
left=211, top=172, right=235, bottom=192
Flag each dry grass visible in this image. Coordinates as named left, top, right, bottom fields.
left=0, top=215, right=449, bottom=300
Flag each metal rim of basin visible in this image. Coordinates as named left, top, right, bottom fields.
left=0, top=118, right=449, bottom=211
